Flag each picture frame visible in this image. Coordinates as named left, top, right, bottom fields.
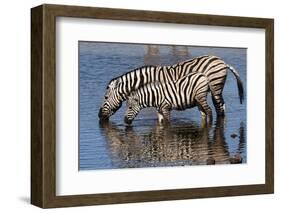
left=31, top=4, right=274, bottom=208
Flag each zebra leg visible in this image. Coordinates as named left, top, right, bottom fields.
left=212, top=94, right=225, bottom=117
left=157, top=113, right=165, bottom=123
left=208, top=77, right=226, bottom=117
left=158, top=104, right=171, bottom=124
left=162, top=110, right=171, bottom=122
left=196, top=97, right=213, bottom=124
left=157, top=111, right=170, bottom=124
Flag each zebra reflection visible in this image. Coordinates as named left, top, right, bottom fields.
left=99, top=118, right=245, bottom=168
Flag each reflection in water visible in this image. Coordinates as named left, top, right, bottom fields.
left=99, top=118, right=246, bottom=169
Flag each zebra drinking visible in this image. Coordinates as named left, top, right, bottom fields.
left=124, top=72, right=215, bottom=125
left=98, top=55, right=244, bottom=121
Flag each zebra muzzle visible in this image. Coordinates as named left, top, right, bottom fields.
left=98, top=108, right=109, bottom=121
left=124, top=116, right=132, bottom=125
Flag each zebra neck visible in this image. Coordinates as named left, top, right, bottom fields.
left=116, top=83, right=130, bottom=101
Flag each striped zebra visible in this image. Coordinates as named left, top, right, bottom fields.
left=98, top=55, right=244, bottom=120
left=124, top=72, right=215, bottom=124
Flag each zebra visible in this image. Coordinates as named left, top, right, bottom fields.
left=98, top=55, right=244, bottom=120
left=124, top=72, right=215, bottom=125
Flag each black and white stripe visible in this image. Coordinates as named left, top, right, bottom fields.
left=124, top=72, right=214, bottom=124
left=98, top=55, right=244, bottom=120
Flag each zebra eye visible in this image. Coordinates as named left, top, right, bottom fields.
left=128, top=106, right=132, bottom=110
left=104, top=96, right=108, bottom=100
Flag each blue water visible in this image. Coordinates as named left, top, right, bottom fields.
left=79, top=42, right=247, bottom=170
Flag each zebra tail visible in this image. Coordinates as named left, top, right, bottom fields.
left=227, top=65, right=244, bottom=104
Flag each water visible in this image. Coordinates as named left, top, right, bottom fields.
left=79, top=42, right=247, bottom=170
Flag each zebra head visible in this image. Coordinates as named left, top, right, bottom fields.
left=98, top=79, right=123, bottom=121
left=124, top=93, right=141, bottom=125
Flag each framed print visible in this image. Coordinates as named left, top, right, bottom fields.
left=31, top=4, right=274, bottom=208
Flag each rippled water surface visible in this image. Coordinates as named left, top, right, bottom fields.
left=79, top=42, right=247, bottom=170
